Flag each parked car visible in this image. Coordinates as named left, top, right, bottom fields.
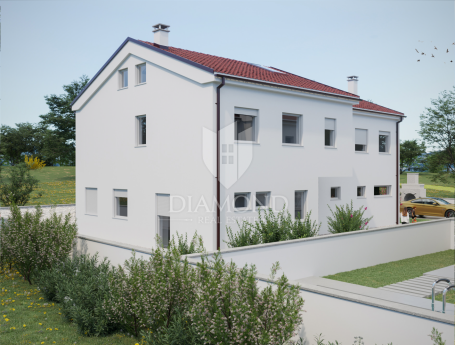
left=400, top=197, right=455, bottom=218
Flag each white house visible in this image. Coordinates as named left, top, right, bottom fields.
left=72, top=24, right=405, bottom=251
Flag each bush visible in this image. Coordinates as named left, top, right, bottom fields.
left=173, top=231, right=205, bottom=255
left=37, top=254, right=115, bottom=336
left=24, top=155, right=46, bottom=170
left=225, top=207, right=320, bottom=248
left=190, top=253, right=304, bottom=344
left=326, top=200, right=373, bottom=234
left=105, top=247, right=197, bottom=338
left=0, top=163, right=40, bottom=206
left=0, top=204, right=77, bottom=284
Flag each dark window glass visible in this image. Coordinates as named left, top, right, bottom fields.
left=357, top=187, right=364, bottom=197
left=379, top=135, right=387, bottom=152
left=325, top=130, right=333, bottom=146
left=355, top=144, right=365, bottom=151
left=117, top=197, right=127, bottom=217
left=159, top=216, right=170, bottom=248
left=139, top=116, right=146, bottom=145
left=331, top=188, right=338, bottom=198
left=234, top=193, right=248, bottom=208
left=295, top=191, right=304, bottom=219
left=256, top=192, right=269, bottom=207
left=374, top=186, right=389, bottom=195
left=235, top=114, right=255, bottom=141
left=282, top=115, right=298, bottom=144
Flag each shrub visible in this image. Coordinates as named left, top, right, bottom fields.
left=326, top=200, right=373, bottom=234
left=225, top=207, right=320, bottom=248
left=0, top=204, right=77, bottom=284
left=24, top=155, right=46, bottom=170
left=0, top=163, right=40, bottom=206
left=190, top=253, right=304, bottom=345
left=105, top=247, right=197, bottom=338
left=37, top=254, right=115, bottom=336
left=173, top=231, right=205, bottom=255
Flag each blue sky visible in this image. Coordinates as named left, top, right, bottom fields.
left=1, top=0, right=454, bottom=142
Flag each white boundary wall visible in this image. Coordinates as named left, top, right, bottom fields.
left=187, top=218, right=455, bottom=280
left=0, top=204, right=76, bottom=222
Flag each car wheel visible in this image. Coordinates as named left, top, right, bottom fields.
left=446, top=210, right=455, bottom=218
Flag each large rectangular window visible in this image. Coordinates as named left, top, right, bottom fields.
left=282, top=115, right=300, bottom=144
left=374, top=185, right=391, bottom=196
left=325, top=118, right=336, bottom=147
left=119, top=69, right=128, bottom=88
left=137, top=63, right=146, bottom=84
left=295, top=190, right=307, bottom=219
left=235, top=114, right=255, bottom=141
left=156, top=194, right=171, bottom=248
left=114, top=189, right=128, bottom=218
left=85, top=188, right=97, bottom=215
left=137, top=115, right=146, bottom=145
left=255, top=192, right=270, bottom=208
left=379, top=131, right=390, bottom=153
left=355, top=128, right=367, bottom=152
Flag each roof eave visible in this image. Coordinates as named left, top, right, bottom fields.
left=353, top=108, right=406, bottom=118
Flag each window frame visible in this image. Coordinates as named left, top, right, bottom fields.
left=234, top=192, right=251, bottom=211
left=85, top=187, right=98, bottom=216
left=295, top=190, right=307, bottom=219
left=357, top=186, right=366, bottom=198
left=119, top=69, right=128, bottom=89
left=136, top=115, right=146, bottom=146
left=282, top=113, right=302, bottom=146
left=355, top=128, right=368, bottom=153
left=234, top=114, right=257, bottom=143
left=324, top=118, right=336, bottom=148
left=113, top=189, right=128, bottom=219
left=136, top=63, right=146, bottom=85
left=379, top=131, right=390, bottom=153
left=330, top=187, right=341, bottom=200
left=255, top=191, right=271, bottom=209
left=374, top=185, right=391, bottom=197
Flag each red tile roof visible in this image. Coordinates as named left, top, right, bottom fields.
left=353, top=100, right=404, bottom=116
left=139, top=40, right=360, bottom=99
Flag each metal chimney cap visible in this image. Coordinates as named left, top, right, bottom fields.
left=153, top=23, right=170, bottom=32
left=347, top=76, right=359, bottom=81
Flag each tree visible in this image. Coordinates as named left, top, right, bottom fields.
left=0, top=163, right=40, bottom=206
left=0, top=123, right=42, bottom=165
left=39, top=75, right=89, bottom=163
left=419, top=87, right=455, bottom=183
left=400, top=139, right=426, bottom=174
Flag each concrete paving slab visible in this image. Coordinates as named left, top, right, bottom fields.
left=424, top=266, right=454, bottom=280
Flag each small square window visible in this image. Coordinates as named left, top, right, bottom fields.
left=379, top=132, right=389, bottom=153
left=255, top=192, right=270, bottom=208
left=137, top=64, right=146, bottom=84
left=119, top=69, right=128, bottom=88
left=331, top=187, right=340, bottom=199
left=325, top=118, right=336, bottom=147
left=282, top=115, right=300, bottom=144
left=235, top=114, right=255, bottom=141
left=137, top=115, right=146, bottom=145
left=114, top=189, right=128, bottom=218
left=374, top=185, right=390, bottom=196
left=234, top=192, right=250, bottom=209
left=357, top=186, right=365, bottom=197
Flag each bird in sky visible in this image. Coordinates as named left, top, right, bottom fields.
left=453, top=42, right=455, bottom=45
left=451, top=60, right=453, bottom=63
left=447, top=49, right=449, bottom=53
left=432, top=54, right=435, bottom=57
left=417, top=60, right=420, bottom=62
left=415, top=49, right=419, bottom=53
left=434, top=46, right=437, bottom=50
left=421, top=52, right=426, bottom=55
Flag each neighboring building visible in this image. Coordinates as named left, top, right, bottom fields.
left=72, top=24, right=405, bottom=251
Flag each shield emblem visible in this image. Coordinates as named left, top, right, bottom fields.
left=203, top=122, right=254, bottom=189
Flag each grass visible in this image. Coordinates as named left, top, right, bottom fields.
left=324, top=250, right=455, bottom=303
left=0, top=264, right=143, bottom=345
left=1, top=167, right=75, bottom=206
left=400, top=172, right=454, bottom=188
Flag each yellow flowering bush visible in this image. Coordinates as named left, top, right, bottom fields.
left=24, top=155, right=46, bottom=170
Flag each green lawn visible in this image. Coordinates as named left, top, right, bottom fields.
left=324, top=250, right=455, bottom=302
left=1, top=166, right=75, bottom=206
left=0, top=264, right=142, bottom=345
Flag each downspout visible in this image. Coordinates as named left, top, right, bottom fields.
left=396, top=116, right=403, bottom=224
left=216, top=76, right=225, bottom=250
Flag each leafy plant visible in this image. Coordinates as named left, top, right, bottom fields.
left=189, top=253, right=304, bottom=345
left=37, top=254, right=116, bottom=336
left=173, top=231, right=205, bottom=255
left=326, top=200, right=373, bottom=234
left=0, top=204, right=77, bottom=284
left=428, top=327, right=446, bottom=345
left=225, top=207, right=320, bottom=248
left=24, top=155, right=46, bottom=170
left=0, top=163, right=40, bottom=206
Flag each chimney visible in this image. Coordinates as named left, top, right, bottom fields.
left=153, top=23, right=170, bottom=46
left=347, top=76, right=358, bottom=95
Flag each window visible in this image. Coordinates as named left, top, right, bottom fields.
left=282, top=115, right=300, bottom=144
left=374, top=185, right=391, bottom=196
left=114, top=189, right=128, bottom=218
left=234, top=192, right=250, bottom=209
left=85, top=188, right=97, bottom=215
left=379, top=131, right=389, bottom=153
left=156, top=194, right=170, bottom=248
left=331, top=187, right=340, bottom=199
left=295, top=191, right=307, bottom=219
left=137, top=115, right=146, bottom=145
left=137, top=64, right=146, bottom=84
left=325, top=118, right=336, bottom=147
left=119, top=69, right=128, bottom=88
left=235, top=114, right=255, bottom=141
left=357, top=186, right=365, bottom=197
left=255, top=192, right=270, bottom=208
left=355, top=129, right=367, bottom=152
